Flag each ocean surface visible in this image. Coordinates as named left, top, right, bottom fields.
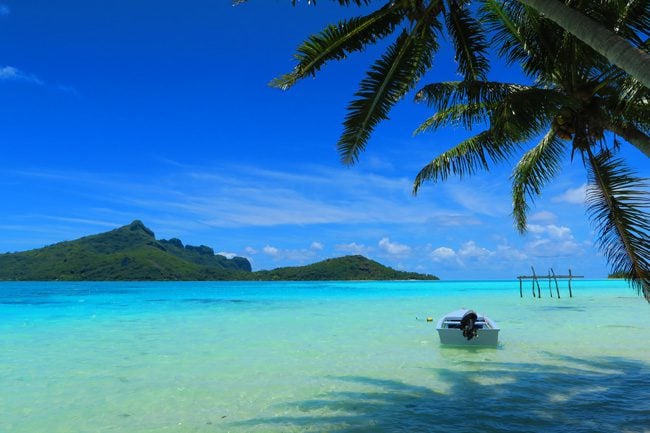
left=1, top=280, right=649, bottom=433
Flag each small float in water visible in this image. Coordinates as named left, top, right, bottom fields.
left=436, top=308, right=499, bottom=346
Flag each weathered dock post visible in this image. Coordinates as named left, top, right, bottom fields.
left=531, top=266, right=542, bottom=298
left=517, top=269, right=582, bottom=298
left=551, top=268, right=561, bottom=298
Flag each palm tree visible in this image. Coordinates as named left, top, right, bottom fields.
left=236, top=0, right=650, bottom=86
left=237, top=0, right=650, bottom=298
left=239, top=0, right=649, bottom=156
left=412, top=0, right=649, bottom=299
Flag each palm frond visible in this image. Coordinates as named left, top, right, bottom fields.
left=585, top=0, right=649, bottom=47
left=270, top=2, right=406, bottom=90
left=444, top=0, right=489, bottom=81
left=489, top=87, right=569, bottom=141
left=414, top=102, right=492, bottom=133
left=415, top=81, right=532, bottom=111
left=511, top=127, right=566, bottom=232
left=586, top=149, right=650, bottom=302
left=481, top=0, right=610, bottom=84
left=338, top=20, right=438, bottom=164
left=480, top=0, right=535, bottom=68
left=412, top=130, right=520, bottom=193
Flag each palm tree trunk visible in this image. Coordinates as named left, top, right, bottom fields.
left=518, top=0, right=650, bottom=88
left=607, top=123, right=650, bottom=157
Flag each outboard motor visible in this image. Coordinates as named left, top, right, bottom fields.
left=460, top=310, right=479, bottom=340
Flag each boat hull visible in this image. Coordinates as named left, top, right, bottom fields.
left=436, top=308, right=500, bottom=346
left=436, top=328, right=499, bottom=346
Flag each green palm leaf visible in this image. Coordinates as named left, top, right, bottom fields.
left=414, top=101, right=492, bottom=133
left=489, top=87, right=569, bottom=141
left=511, top=127, right=566, bottom=232
left=444, top=0, right=489, bottom=81
left=586, top=150, right=650, bottom=301
left=412, top=130, right=520, bottom=193
left=270, top=2, right=407, bottom=90
left=339, top=20, right=438, bottom=164
left=481, top=0, right=536, bottom=67
left=415, top=81, right=567, bottom=141
left=415, top=81, right=543, bottom=110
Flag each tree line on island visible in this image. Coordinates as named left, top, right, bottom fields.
left=0, top=221, right=438, bottom=281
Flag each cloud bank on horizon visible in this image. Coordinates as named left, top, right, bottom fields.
left=0, top=159, right=604, bottom=278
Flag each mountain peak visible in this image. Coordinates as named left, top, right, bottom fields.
left=126, top=220, right=155, bottom=238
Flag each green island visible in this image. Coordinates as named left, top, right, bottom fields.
left=0, top=221, right=438, bottom=281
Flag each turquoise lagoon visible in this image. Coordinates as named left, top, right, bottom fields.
left=1, top=280, right=649, bottom=432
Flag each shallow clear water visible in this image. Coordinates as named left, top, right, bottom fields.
left=1, top=280, right=649, bottom=433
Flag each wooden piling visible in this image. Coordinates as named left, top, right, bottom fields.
left=531, top=266, right=542, bottom=298
left=516, top=268, right=583, bottom=298
left=551, top=268, right=561, bottom=298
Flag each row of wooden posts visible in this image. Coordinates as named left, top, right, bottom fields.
left=517, top=266, right=583, bottom=298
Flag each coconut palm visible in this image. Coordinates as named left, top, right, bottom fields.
left=412, top=0, right=649, bottom=299
left=238, top=0, right=650, bottom=157
left=237, top=0, right=649, bottom=297
left=236, top=0, right=650, bottom=86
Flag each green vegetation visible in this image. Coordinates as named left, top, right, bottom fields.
left=0, top=221, right=437, bottom=281
left=254, top=255, right=438, bottom=281
left=0, top=221, right=250, bottom=281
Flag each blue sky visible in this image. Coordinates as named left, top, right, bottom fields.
left=1, top=1, right=647, bottom=279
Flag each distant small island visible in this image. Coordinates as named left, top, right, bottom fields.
left=0, top=220, right=438, bottom=281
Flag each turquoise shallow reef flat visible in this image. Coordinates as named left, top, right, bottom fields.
left=1, top=280, right=649, bottom=433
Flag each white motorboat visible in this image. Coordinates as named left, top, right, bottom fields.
left=436, top=308, right=499, bottom=346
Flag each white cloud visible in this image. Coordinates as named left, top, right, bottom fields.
left=378, top=237, right=411, bottom=255
left=458, top=241, right=494, bottom=260
left=362, top=155, right=395, bottom=171
left=429, top=240, right=528, bottom=269
left=6, top=164, right=462, bottom=230
left=244, top=246, right=258, bottom=255
left=263, top=245, right=280, bottom=257
left=495, top=244, right=528, bottom=261
left=529, top=211, right=557, bottom=224
left=553, top=183, right=587, bottom=205
left=447, top=183, right=510, bottom=217
left=527, top=224, right=572, bottom=239
left=255, top=245, right=321, bottom=263
left=217, top=251, right=236, bottom=259
left=0, top=66, right=43, bottom=85
left=431, top=246, right=456, bottom=262
left=35, top=215, right=120, bottom=228
left=522, top=223, right=582, bottom=257
left=310, top=241, right=324, bottom=250
left=336, top=242, right=372, bottom=255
